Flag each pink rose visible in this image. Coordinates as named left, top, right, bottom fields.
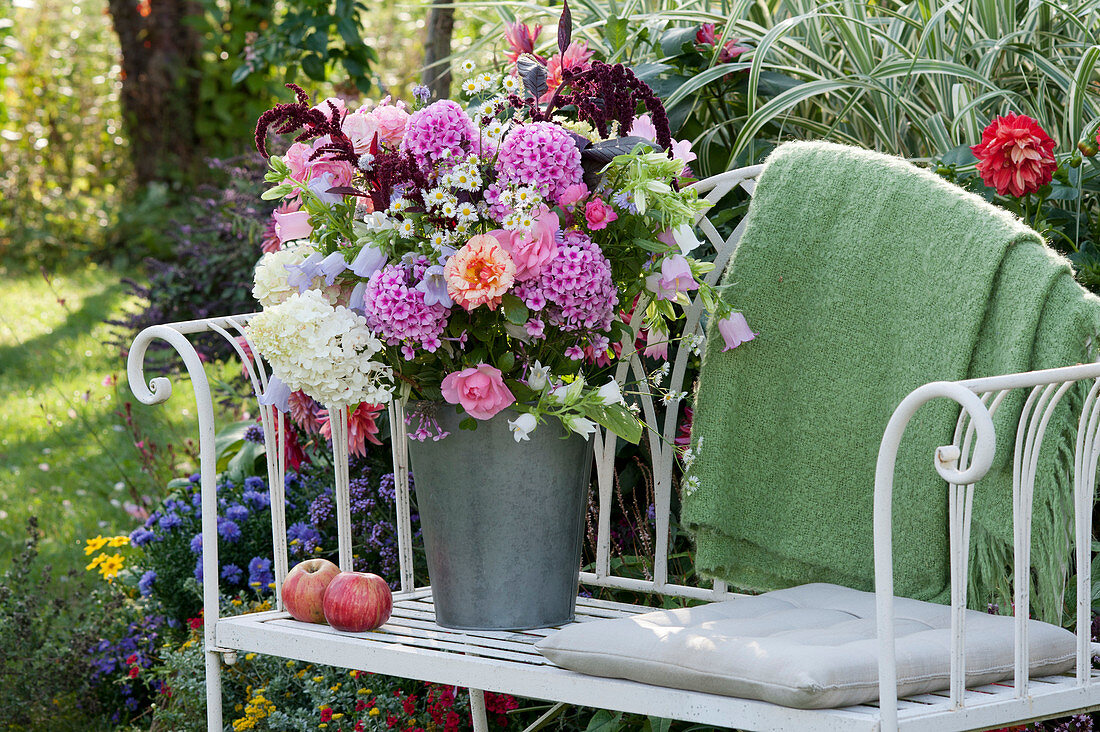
left=341, top=111, right=379, bottom=154
left=274, top=210, right=313, bottom=244
left=628, top=114, right=658, bottom=142
left=440, top=364, right=516, bottom=420
left=312, top=97, right=347, bottom=116
left=284, top=139, right=355, bottom=189
left=490, top=205, right=559, bottom=281
left=584, top=198, right=618, bottom=230
left=558, top=183, right=589, bottom=208
left=368, top=103, right=410, bottom=148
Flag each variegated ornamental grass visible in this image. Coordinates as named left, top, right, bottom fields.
left=472, top=0, right=1100, bottom=173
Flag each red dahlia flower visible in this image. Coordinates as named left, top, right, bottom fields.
left=970, top=113, right=1056, bottom=198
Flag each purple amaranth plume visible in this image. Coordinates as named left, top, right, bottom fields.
left=254, top=83, right=359, bottom=169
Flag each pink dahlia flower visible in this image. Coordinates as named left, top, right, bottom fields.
left=504, top=22, right=542, bottom=65
left=441, top=364, right=515, bottom=420
left=496, top=122, right=584, bottom=203
left=444, top=234, right=516, bottom=311
left=543, top=41, right=594, bottom=103
left=318, top=402, right=383, bottom=457
left=971, top=113, right=1056, bottom=198
left=287, top=390, right=323, bottom=434
left=401, top=100, right=476, bottom=163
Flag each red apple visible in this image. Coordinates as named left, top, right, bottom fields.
left=322, top=571, right=393, bottom=632
left=281, top=558, right=341, bottom=624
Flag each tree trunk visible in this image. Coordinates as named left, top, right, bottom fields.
left=421, top=0, right=454, bottom=101
left=106, top=0, right=203, bottom=184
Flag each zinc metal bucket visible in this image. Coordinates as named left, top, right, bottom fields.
left=406, top=402, right=594, bottom=630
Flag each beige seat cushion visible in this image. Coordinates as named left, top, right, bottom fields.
left=534, top=583, right=1076, bottom=709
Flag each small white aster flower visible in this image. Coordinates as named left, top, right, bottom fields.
left=683, top=475, right=700, bottom=496
left=478, top=72, right=494, bottom=87
left=390, top=197, right=409, bottom=213
left=461, top=79, right=480, bottom=96
left=429, top=231, right=450, bottom=248
left=459, top=59, right=476, bottom=74
left=397, top=221, right=416, bottom=238
left=456, top=202, right=478, bottom=221
left=518, top=213, right=534, bottom=229
left=441, top=202, right=457, bottom=218
left=455, top=221, right=470, bottom=234
left=502, top=75, right=519, bottom=93
left=426, top=188, right=450, bottom=207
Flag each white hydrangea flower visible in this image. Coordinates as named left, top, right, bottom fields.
left=246, top=290, right=393, bottom=409
left=253, top=245, right=313, bottom=309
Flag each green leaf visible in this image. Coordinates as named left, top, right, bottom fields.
left=585, top=710, right=623, bottom=732
left=230, top=63, right=251, bottom=85
left=459, top=416, right=477, bottom=431
left=300, top=53, right=326, bottom=81
left=588, top=404, right=643, bottom=444
left=633, top=237, right=672, bottom=254
left=261, top=183, right=294, bottom=200
left=497, top=351, right=516, bottom=373
left=646, top=717, right=672, bottom=732
left=337, top=17, right=361, bottom=48
left=214, top=420, right=256, bottom=464
left=604, top=16, right=628, bottom=53
left=501, top=293, right=529, bottom=325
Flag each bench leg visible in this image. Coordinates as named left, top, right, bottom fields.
left=468, top=688, right=489, bottom=732
left=205, top=650, right=223, bottom=732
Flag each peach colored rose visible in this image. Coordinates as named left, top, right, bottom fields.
left=444, top=234, right=516, bottom=311
left=368, top=103, right=410, bottom=148
left=341, top=111, right=379, bottom=154
left=490, top=206, right=559, bottom=281
left=441, top=364, right=516, bottom=420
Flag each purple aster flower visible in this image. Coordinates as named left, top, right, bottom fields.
left=129, top=527, right=156, bottom=547
left=412, top=84, right=430, bottom=104
left=220, top=564, right=244, bottom=584
left=158, top=512, right=182, bottom=531
left=138, top=570, right=156, bottom=596
left=194, top=557, right=204, bottom=582
left=243, top=423, right=265, bottom=443
left=259, top=375, right=292, bottom=413
left=496, top=122, right=584, bottom=203
left=191, top=491, right=203, bottom=509
left=242, top=489, right=270, bottom=511
left=350, top=244, right=387, bottom=278
left=287, top=521, right=321, bottom=555
left=612, top=190, right=637, bottom=214
left=248, top=556, right=273, bottom=589
left=225, top=503, right=249, bottom=522
left=217, top=518, right=241, bottom=542
left=244, top=476, right=264, bottom=491
left=188, top=473, right=201, bottom=484
left=416, top=264, right=453, bottom=307
left=189, top=533, right=203, bottom=554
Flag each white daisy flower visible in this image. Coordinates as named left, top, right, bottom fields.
left=461, top=79, right=480, bottom=96
left=459, top=59, right=476, bottom=74
left=456, top=202, right=478, bottom=221
left=397, top=221, right=416, bottom=238
left=502, top=75, right=519, bottom=93
left=441, top=202, right=457, bottom=218
left=390, top=197, right=409, bottom=213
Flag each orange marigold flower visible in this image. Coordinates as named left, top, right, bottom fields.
left=444, top=234, right=515, bottom=311
left=971, top=112, right=1056, bottom=198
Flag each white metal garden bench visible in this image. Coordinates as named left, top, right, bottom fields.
left=128, top=166, right=1100, bottom=732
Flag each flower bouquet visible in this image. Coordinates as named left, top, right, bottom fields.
left=245, top=3, right=749, bottom=447
left=242, top=2, right=754, bottom=629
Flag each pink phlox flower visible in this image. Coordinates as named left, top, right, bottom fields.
left=717, top=312, right=756, bottom=351
left=362, top=261, right=450, bottom=352
left=401, top=100, right=477, bottom=164
left=564, top=345, right=585, bottom=360
left=504, top=22, right=543, bottom=65
left=496, top=122, right=584, bottom=203
left=440, top=364, right=515, bottom=420
left=584, top=198, right=618, bottom=230
left=524, top=318, right=545, bottom=339
left=646, top=254, right=699, bottom=300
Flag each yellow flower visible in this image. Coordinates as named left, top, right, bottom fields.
left=107, top=535, right=130, bottom=547
left=332, top=713, right=344, bottom=720
left=85, top=554, right=107, bottom=571
left=312, top=675, right=324, bottom=683
left=329, top=682, right=341, bottom=692
left=235, top=704, right=244, bottom=712
left=357, top=688, right=369, bottom=695
left=369, top=708, right=381, bottom=717
left=98, top=553, right=124, bottom=580
left=232, top=599, right=243, bottom=606
left=286, top=660, right=296, bottom=667
left=244, top=653, right=256, bottom=661
left=84, top=535, right=109, bottom=555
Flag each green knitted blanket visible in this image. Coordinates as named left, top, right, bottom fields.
left=682, top=141, right=1100, bottom=621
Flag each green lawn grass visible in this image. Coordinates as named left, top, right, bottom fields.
left=0, top=263, right=201, bottom=575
